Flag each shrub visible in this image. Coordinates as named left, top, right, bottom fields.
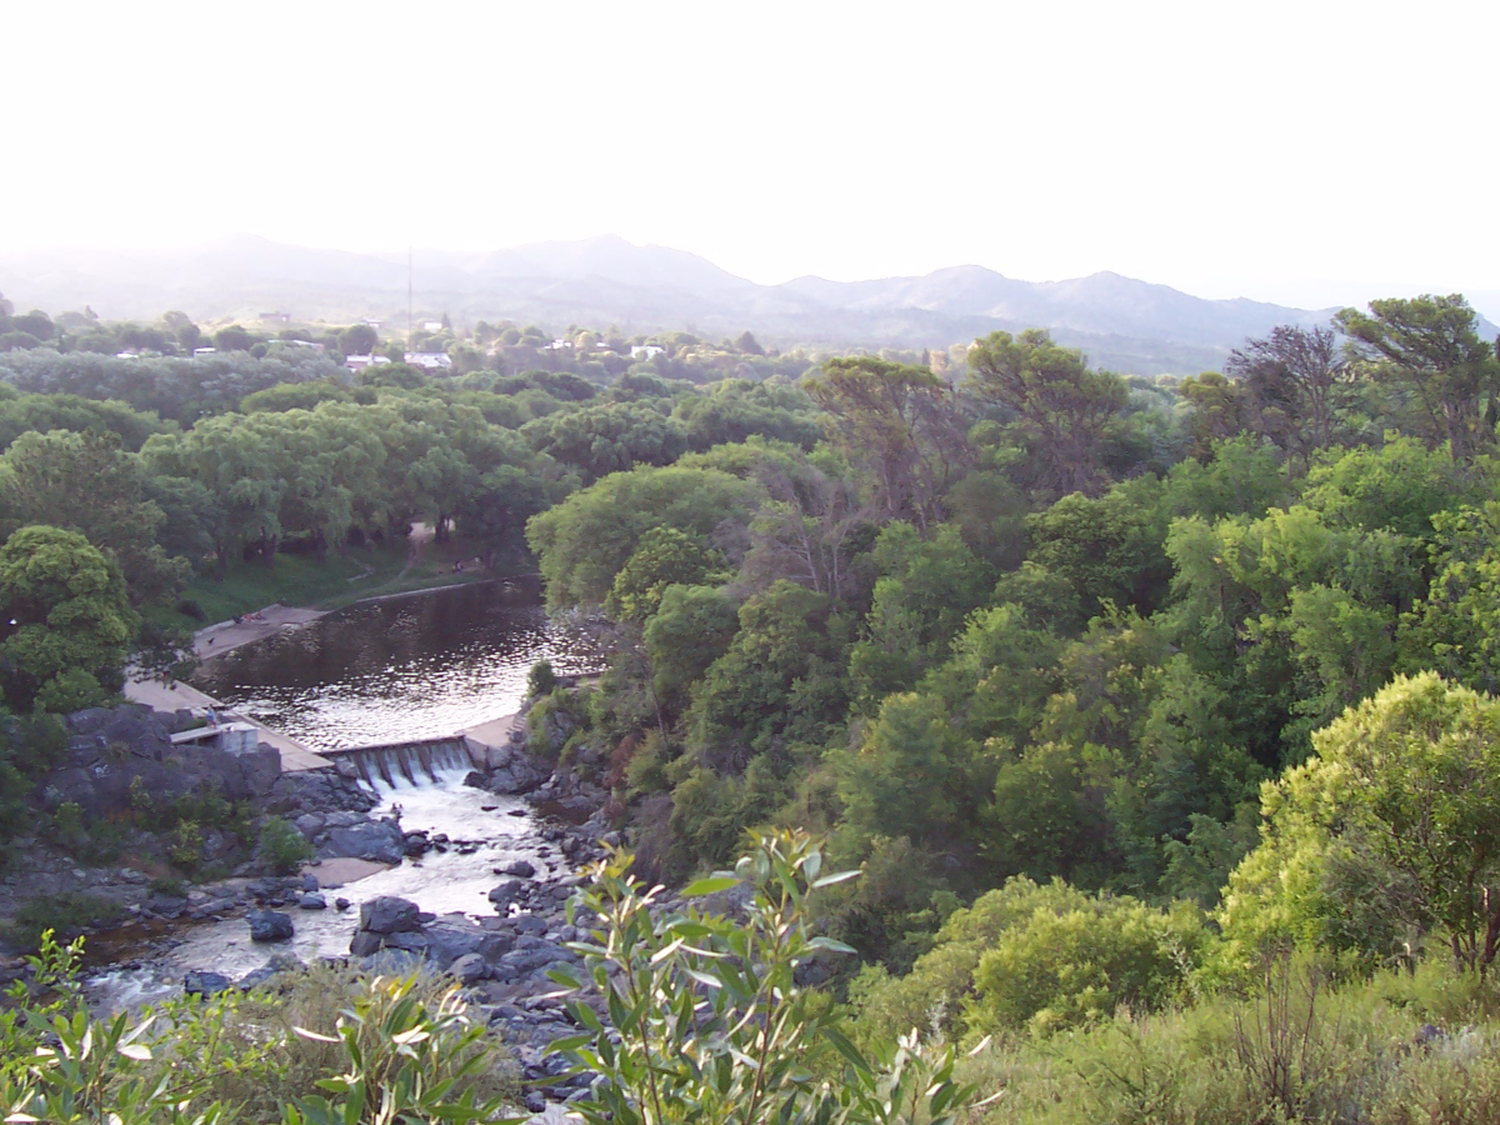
left=527, top=659, right=556, bottom=698
left=258, top=816, right=312, bottom=875
left=852, top=876, right=1209, bottom=1043
left=547, top=829, right=979, bottom=1125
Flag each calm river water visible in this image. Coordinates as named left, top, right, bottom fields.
left=192, top=580, right=595, bottom=749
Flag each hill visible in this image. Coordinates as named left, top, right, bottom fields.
left=0, top=234, right=1354, bottom=374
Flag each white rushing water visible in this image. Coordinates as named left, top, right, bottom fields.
left=86, top=764, right=561, bottom=1011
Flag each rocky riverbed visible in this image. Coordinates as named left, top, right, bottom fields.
left=0, top=697, right=625, bottom=1114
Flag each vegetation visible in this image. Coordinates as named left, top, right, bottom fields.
left=11, top=285, right=1500, bottom=1116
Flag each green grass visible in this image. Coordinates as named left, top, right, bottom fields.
left=158, top=537, right=523, bottom=631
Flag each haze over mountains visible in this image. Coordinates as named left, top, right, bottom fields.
left=0, top=234, right=1434, bottom=375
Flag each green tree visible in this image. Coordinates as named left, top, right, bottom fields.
left=212, top=324, right=253, bottom=352
left=605, top=526, right=727, bottom=623
left=966, top=328, right=1128, bottom=497
left=690, top=580, right=847, bottom=767
left=526, top=465, right=757, bottom=609
left=1025, top=476, right=1172, bottom=619
left=1, top=429, right=188, bottom=605
left=836, top=692, right=985, bottom=852
left=847, top=523, right=993, bottom=711
left=1220, top=672, right=1500, bottom=976
left=337, top=323, right=378, bottom=355
left=642, top=584, right=740, bottom=714
left=1336, top=295, right=1500, bottom=466
left=0, top=526, right=136, bottom=711
left=805, top=358, right=964, bottom=532
left=1177, top=371, right=1249, bottom=459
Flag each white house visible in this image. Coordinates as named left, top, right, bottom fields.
left=344, top=354, right=391, bottom=373
left=630, top=344, right=665, bottom=359
left=404, top=352, right=454, bottom=370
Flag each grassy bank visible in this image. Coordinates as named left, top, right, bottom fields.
left=161, top=538, right=528, bottom=630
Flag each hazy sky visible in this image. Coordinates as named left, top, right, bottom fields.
left=3, top=0, right=1496, bottom=311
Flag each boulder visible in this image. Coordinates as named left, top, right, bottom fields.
left=248, top=910, right=294, bottom=942
left=349, top=932, right=384, bottom=957
left=512, top=914, right=549, bottom=936
left=298, top=892, right=327, bottom=910
left=323, top=821, right=405, bottom=864
left=487, top=879, right=526, bottom=910
left=146, top=892, right=188, bottom=919
left=359, top=896, right=422, bottom=934
left=383, top=932, right=431, bottom=954
left=495, top=859, right=535, bottom=878
left=448, top=953, right=488, bottom=985
left=183, top=971, right=233, bottom=997
left=487, top=756, right=549, bottom=795
left=423, top=921, right=513, bottom=969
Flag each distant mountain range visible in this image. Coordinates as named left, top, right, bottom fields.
left=0, top=234, right=1453, bottom=375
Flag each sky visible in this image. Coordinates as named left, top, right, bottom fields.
left=2, top=0, right=1497, bottom=315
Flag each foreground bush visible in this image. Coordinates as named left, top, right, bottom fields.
left=964, top=951, right=1500, bottom=1125
left=547, top=828, right=981, bottom=1125
left=0, top=933, right=517, bottom=1124
left=851, top=877, right=1208, bottom=1044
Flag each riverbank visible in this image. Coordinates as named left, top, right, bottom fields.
left=161, top=535, right=532, bottom=637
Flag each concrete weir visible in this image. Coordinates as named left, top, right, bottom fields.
left=319, top=737, right=479, bottom=787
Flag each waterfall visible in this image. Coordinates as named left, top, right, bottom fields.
left=331, top=738, right=477, bottom=788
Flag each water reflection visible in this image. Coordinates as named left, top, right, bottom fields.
left=193, top=581, right=594, bottom=749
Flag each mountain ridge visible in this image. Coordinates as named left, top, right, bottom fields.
left=0, top=234, right=1420, bottom=375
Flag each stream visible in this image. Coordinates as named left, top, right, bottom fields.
left=85, top=581, right=593, bottom=1010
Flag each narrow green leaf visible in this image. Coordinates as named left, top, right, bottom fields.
left=810, top=869, right=861, bottom=889
left=682, top=876, right=739, bottom=898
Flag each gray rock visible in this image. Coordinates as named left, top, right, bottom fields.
left=324, top=821, right=405, bottom=864
left=298, top=892, right=327, bottom=910
left=423, top=921, right=514, bottom=969
left=495, top=859, right=535, bottom=878
left=513, top=914, right=548, bottom=936
left=487, top=757, right=549, bottom=795
left=488, top=878, right=526, bottom=909
left=183, top=971, right=232, bottom=997
left=349, top=932, right=384, bottom=957
left=335, top=897, right=351, bottom=911
left=359, top=896, right=422, bottom=934
left=448, top=953, right=488, bottom=985
left=146, top=892, right=188, bottom=918
left=294, top=813, right=324, bottom=838
left=383, top=931, right=431, bottom=954
left=248, top=910, right=294, bottom=942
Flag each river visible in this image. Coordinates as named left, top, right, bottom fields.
left=87, top=580, right=592, bottom=1009
left=193, top=579, right=595, bottom=749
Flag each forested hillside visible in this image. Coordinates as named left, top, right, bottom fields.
left=5, top=289, right=1500, bottom=1120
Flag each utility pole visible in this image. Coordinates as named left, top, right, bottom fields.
left=407, top=247, right=413, bottom=345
